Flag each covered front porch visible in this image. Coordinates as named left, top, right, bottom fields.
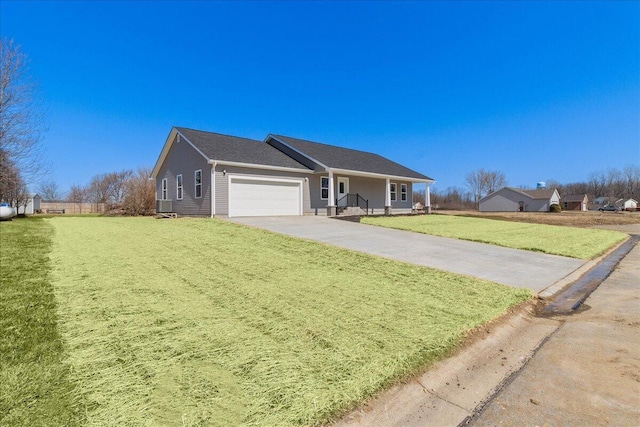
left=317, top=169, right=433, bottom=217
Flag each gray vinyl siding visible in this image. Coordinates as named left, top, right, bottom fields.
left=479, top=188, right=559, bottom=212
left=213, top=166, right=312, bottom=216
left=308, top=174, right=413, bottom=210
left=156, top=136, right=211, bottom=216
left=479, top=189, right=521, bottom=212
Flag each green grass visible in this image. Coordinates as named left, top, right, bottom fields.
left=0, top=218, right=82, bottom=426
left=41, top=217, right=530, bottom=426
left=361, top=215, right=627, bottom=259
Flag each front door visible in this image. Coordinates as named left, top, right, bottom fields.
left=337, top=177, right=349, bottom=206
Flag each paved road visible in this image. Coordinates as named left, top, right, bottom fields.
left=226, top=216, right=585, bottom=292
left=471, top=241, right=640, bottom=426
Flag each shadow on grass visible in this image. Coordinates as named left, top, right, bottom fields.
left=0, top=217, right=82, bottom=426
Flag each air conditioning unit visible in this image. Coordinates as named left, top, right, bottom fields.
left=156, top=200, right=173, bottom=213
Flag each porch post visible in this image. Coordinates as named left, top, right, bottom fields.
left=327, top=170, right=336, bottom=216
left=385, top=178, right=392, bottom=215
left=210, top=162, right=216, bottom=218
left=426, top=182, right=431, bottom=214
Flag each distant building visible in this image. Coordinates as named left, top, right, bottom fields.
left=479, top=187, right=561, bottom=212
left=16, top=194, right=41, bottom=215
left=616, top=198, right=638, bottom=211
left=562, top=194, right=589, bottom=211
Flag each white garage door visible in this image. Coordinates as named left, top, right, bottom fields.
left=229, top=176, right=302, bottom=217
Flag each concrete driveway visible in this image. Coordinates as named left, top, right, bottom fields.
left=226, top=216, right=585, bottom=292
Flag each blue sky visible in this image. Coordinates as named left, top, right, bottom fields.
left=2, top=1, right=639, bottom=194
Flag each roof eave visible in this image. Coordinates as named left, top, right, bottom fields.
left=328, top=167, right=434, bottom=183
left=207, top=159, right=311, bottom=173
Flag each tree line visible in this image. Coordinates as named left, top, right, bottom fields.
left=414, top=165, right=640, bottom=210
left=39, top=169, right=156, bottom=215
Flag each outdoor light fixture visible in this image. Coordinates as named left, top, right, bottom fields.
left=223, top=169, right=226, bottom=176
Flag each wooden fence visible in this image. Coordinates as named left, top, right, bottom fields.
left=40, top=202, right=107, bottom=215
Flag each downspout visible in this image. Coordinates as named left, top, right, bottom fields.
left=211, top=162, right=216, bottom=218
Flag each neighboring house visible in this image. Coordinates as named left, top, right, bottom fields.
left=16, top=194, right=41, bottom=215
left=479, top=187, right=561, bottom=212
left=593, top=196, right=609, bottom=205
left=151, top=127, right=434, bottom=217
left=616, top=198, right=638, bottom=211
left=562, top=194, right=589, bottom=211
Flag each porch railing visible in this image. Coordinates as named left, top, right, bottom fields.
left=335, top=193, right=368, bottom=215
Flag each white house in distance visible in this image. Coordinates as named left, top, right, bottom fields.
left=617, top=198, right=638, bottom=211
left=479, top=187, right=561, bottom=212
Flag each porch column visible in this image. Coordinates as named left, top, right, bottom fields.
left=210, top=164, right=216, bottom=218
left=385, top=178, right=392, bottom=215
left=426, top=183, right=431, bottom=214
left=327, top=170, right=336, bottom=216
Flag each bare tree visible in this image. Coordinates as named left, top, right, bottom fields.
left=36, top=180, right=64, bottom=201
left=87, top=170, right=132, bottom=207
left=621, top=165, right=640, bottom=200
left=87, top=173, right=111, bottom=204
left=109, top=170, right=132, bottom=205
left=465, top=169, right=485, bottom=204
left=465, top=168, right=507, bottom=205
left=0, top=38, right=47, bottom=186
left=1, top=155, right=29, bottom=211
left=123, top=168, right=155, bottom=215
left=67, top=184, right=87, bottom=213
left=0, top=148, right=19, bottom=202
left=484, top=170, right=506, bottom=194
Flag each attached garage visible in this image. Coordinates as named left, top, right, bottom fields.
left=228, top=176, right=303, bottom=217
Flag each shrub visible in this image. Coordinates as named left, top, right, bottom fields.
left=549, top=204, right=562, bottom=213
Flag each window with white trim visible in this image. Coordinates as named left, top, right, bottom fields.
left=194, top=170, right=202, bottom=198
left=401, top=183, right=408, bottom=201
left=161, top=178, right=168, bottom=200
left=390, top=183, right=397, bottom=202
left=176, top=174, right=183, bottom=200
left=321, top=176, right=329, bottom=200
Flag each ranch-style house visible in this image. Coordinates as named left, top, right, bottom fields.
left=152, top=127, right=434, bottom=217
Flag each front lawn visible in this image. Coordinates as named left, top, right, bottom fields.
left=36, top=217, right=530, bottom=426
left=361, top=214, right=627, bottom=259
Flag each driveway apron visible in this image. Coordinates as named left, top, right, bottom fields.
left=225, top=216, right=585, bottom=292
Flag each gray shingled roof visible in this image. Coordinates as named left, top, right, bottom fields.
left=269, top=134, right=432, bottom=180
left=507, top=187, right=558, bottom=199
left=562, top=194, right=587, bottom=202
left=176, top=127, right=311, bottom=170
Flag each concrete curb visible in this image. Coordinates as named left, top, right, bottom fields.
left=332, top=307, right=562, bottom=427
left=537, top=235, right=631, bottom=299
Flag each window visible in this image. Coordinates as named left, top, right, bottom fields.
left=401, top=183, right=408, bottom=201
left=194, top=170, right=202, bottom=198
left=176, top=174, right=183, bottom=200
left=321, top=176, right=329, bottom=200
left=161, top=178, right=168, bottom=200
left=390, top=183, right=397, bottom=202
